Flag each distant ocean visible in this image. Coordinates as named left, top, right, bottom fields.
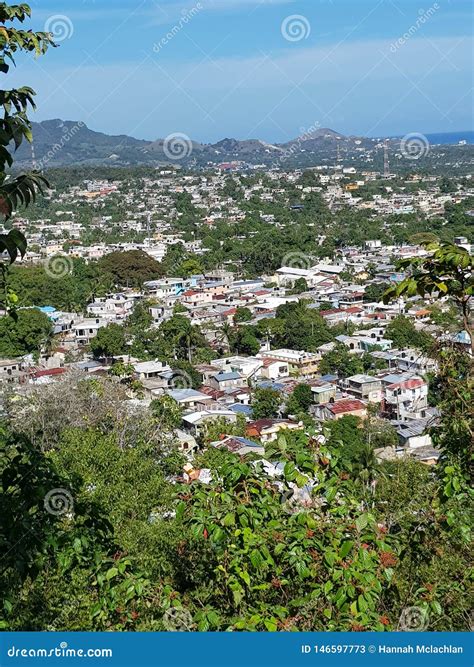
left=385, top=131, right=474, bottom=145
left=424, top=131, right=474, bottom=145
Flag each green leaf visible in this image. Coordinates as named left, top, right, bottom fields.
left=264, top=618, right=278, bottom=631
left=239, top=570, right=251, bottom=587
left=358, top=594, right=368, bottom=612
left=340, top=540, right=354, bottom=559
left=223, top=512, right=235, bottom=526
left=324, top=551, right=336, bottom=568
left=355, top=514, right=368, bottom=532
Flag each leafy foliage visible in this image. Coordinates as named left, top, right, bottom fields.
left=97, top=250, right=164, bottom=288
left=251, top=387, right=281, bottom=420
left=0, top=2, right=55, bottom=308
left=384, top=242, right=472, bottom=353
left=0, top=306, right=52, bottom=357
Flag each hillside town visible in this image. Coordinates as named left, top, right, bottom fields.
left=8, top=165, right=474, bottom=265
left=1, top=0, right=473, bottom=638
left=1, top=164, right=472, bottom=470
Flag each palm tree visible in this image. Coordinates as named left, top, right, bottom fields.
left=354, top=442, right=385, bottom=502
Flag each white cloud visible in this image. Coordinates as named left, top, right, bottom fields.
left=9, top=35, right=472, bottom=141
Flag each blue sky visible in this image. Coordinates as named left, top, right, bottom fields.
left=9, top=0, right=474, bottom=142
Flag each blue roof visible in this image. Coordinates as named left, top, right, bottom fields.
left=214, top=371, right=241, bottom=381
left=320, top=374, right=338, bottom=382
left=229, top=403, right=253, bottom=415
left=39, top=306, right=56, bottom=313
left=256, top=381, right=284, bottom=391
left=452, top=330, right=471, bottom=344
left=233, top=436, right=262, bottom=448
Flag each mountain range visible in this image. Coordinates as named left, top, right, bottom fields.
left=13, top=119, right=472, bottom=170
left=13, top=119, right=375, bottom=169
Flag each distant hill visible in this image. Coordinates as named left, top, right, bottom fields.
left=12, top=119, right=472, bottom=171
left=14, top=119, right=150, bottom=168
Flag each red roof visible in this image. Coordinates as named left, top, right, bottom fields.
left=260, top=357, right=283, bottom=368
left=246, top=418, right=295, bottom=434
left=222, top=307, right=237, bottom=316
left=387, top=378, right=425, bottom=391
left=320, top=309, right=343, bottom=316
left=344, top=306, right=364, bottom=313
left=328, top=399, right=366, bottom=414
left=199, top=386, right=225, bottom=400
left=32, top=367, right=66, bottom=378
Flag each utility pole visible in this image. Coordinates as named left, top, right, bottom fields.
left=383, top=140, right=390, bottom=178
left=31, top=140, right=37, bottom=171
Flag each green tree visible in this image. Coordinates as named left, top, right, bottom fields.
left=385, top=315, right=432, bottom=351
left=233, top=307, right=252, bottom=324
left=126, top=300, right=154, bottom=331
left=200, top=414, right=247, bottom=446
left=160, top=315, right=208, bottom=363
left=0, top=3, right=55, bottom=309
left=289, top=277, right=308, bottom=294
left=273, top=301, right=333, bottom=351
left=0, top=307, right=52, bottom=357
left=97, top=250, right=163, bottom=288
left=178, top=258, right=203, bottom=277
left=319, top=344, right=364, bottom=378
left=326, top=415, right=365, bottom=466
left=252, top=387, right=281, bottom=420
left=90, top=323, right=127, bottom=359
left=364, top=282, right=389, bottom=303
left=150, top=395, right=183, bottom=431
left=231, top=327, right=260, bottom=356
left=286, top=383, right=313, bottom=416
left=385, top=242, right=473, bottom=354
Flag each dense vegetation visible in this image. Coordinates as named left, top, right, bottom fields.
left=1, top=340, right=471, bottom=632
left=0, top=2, right=472, bottom=635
